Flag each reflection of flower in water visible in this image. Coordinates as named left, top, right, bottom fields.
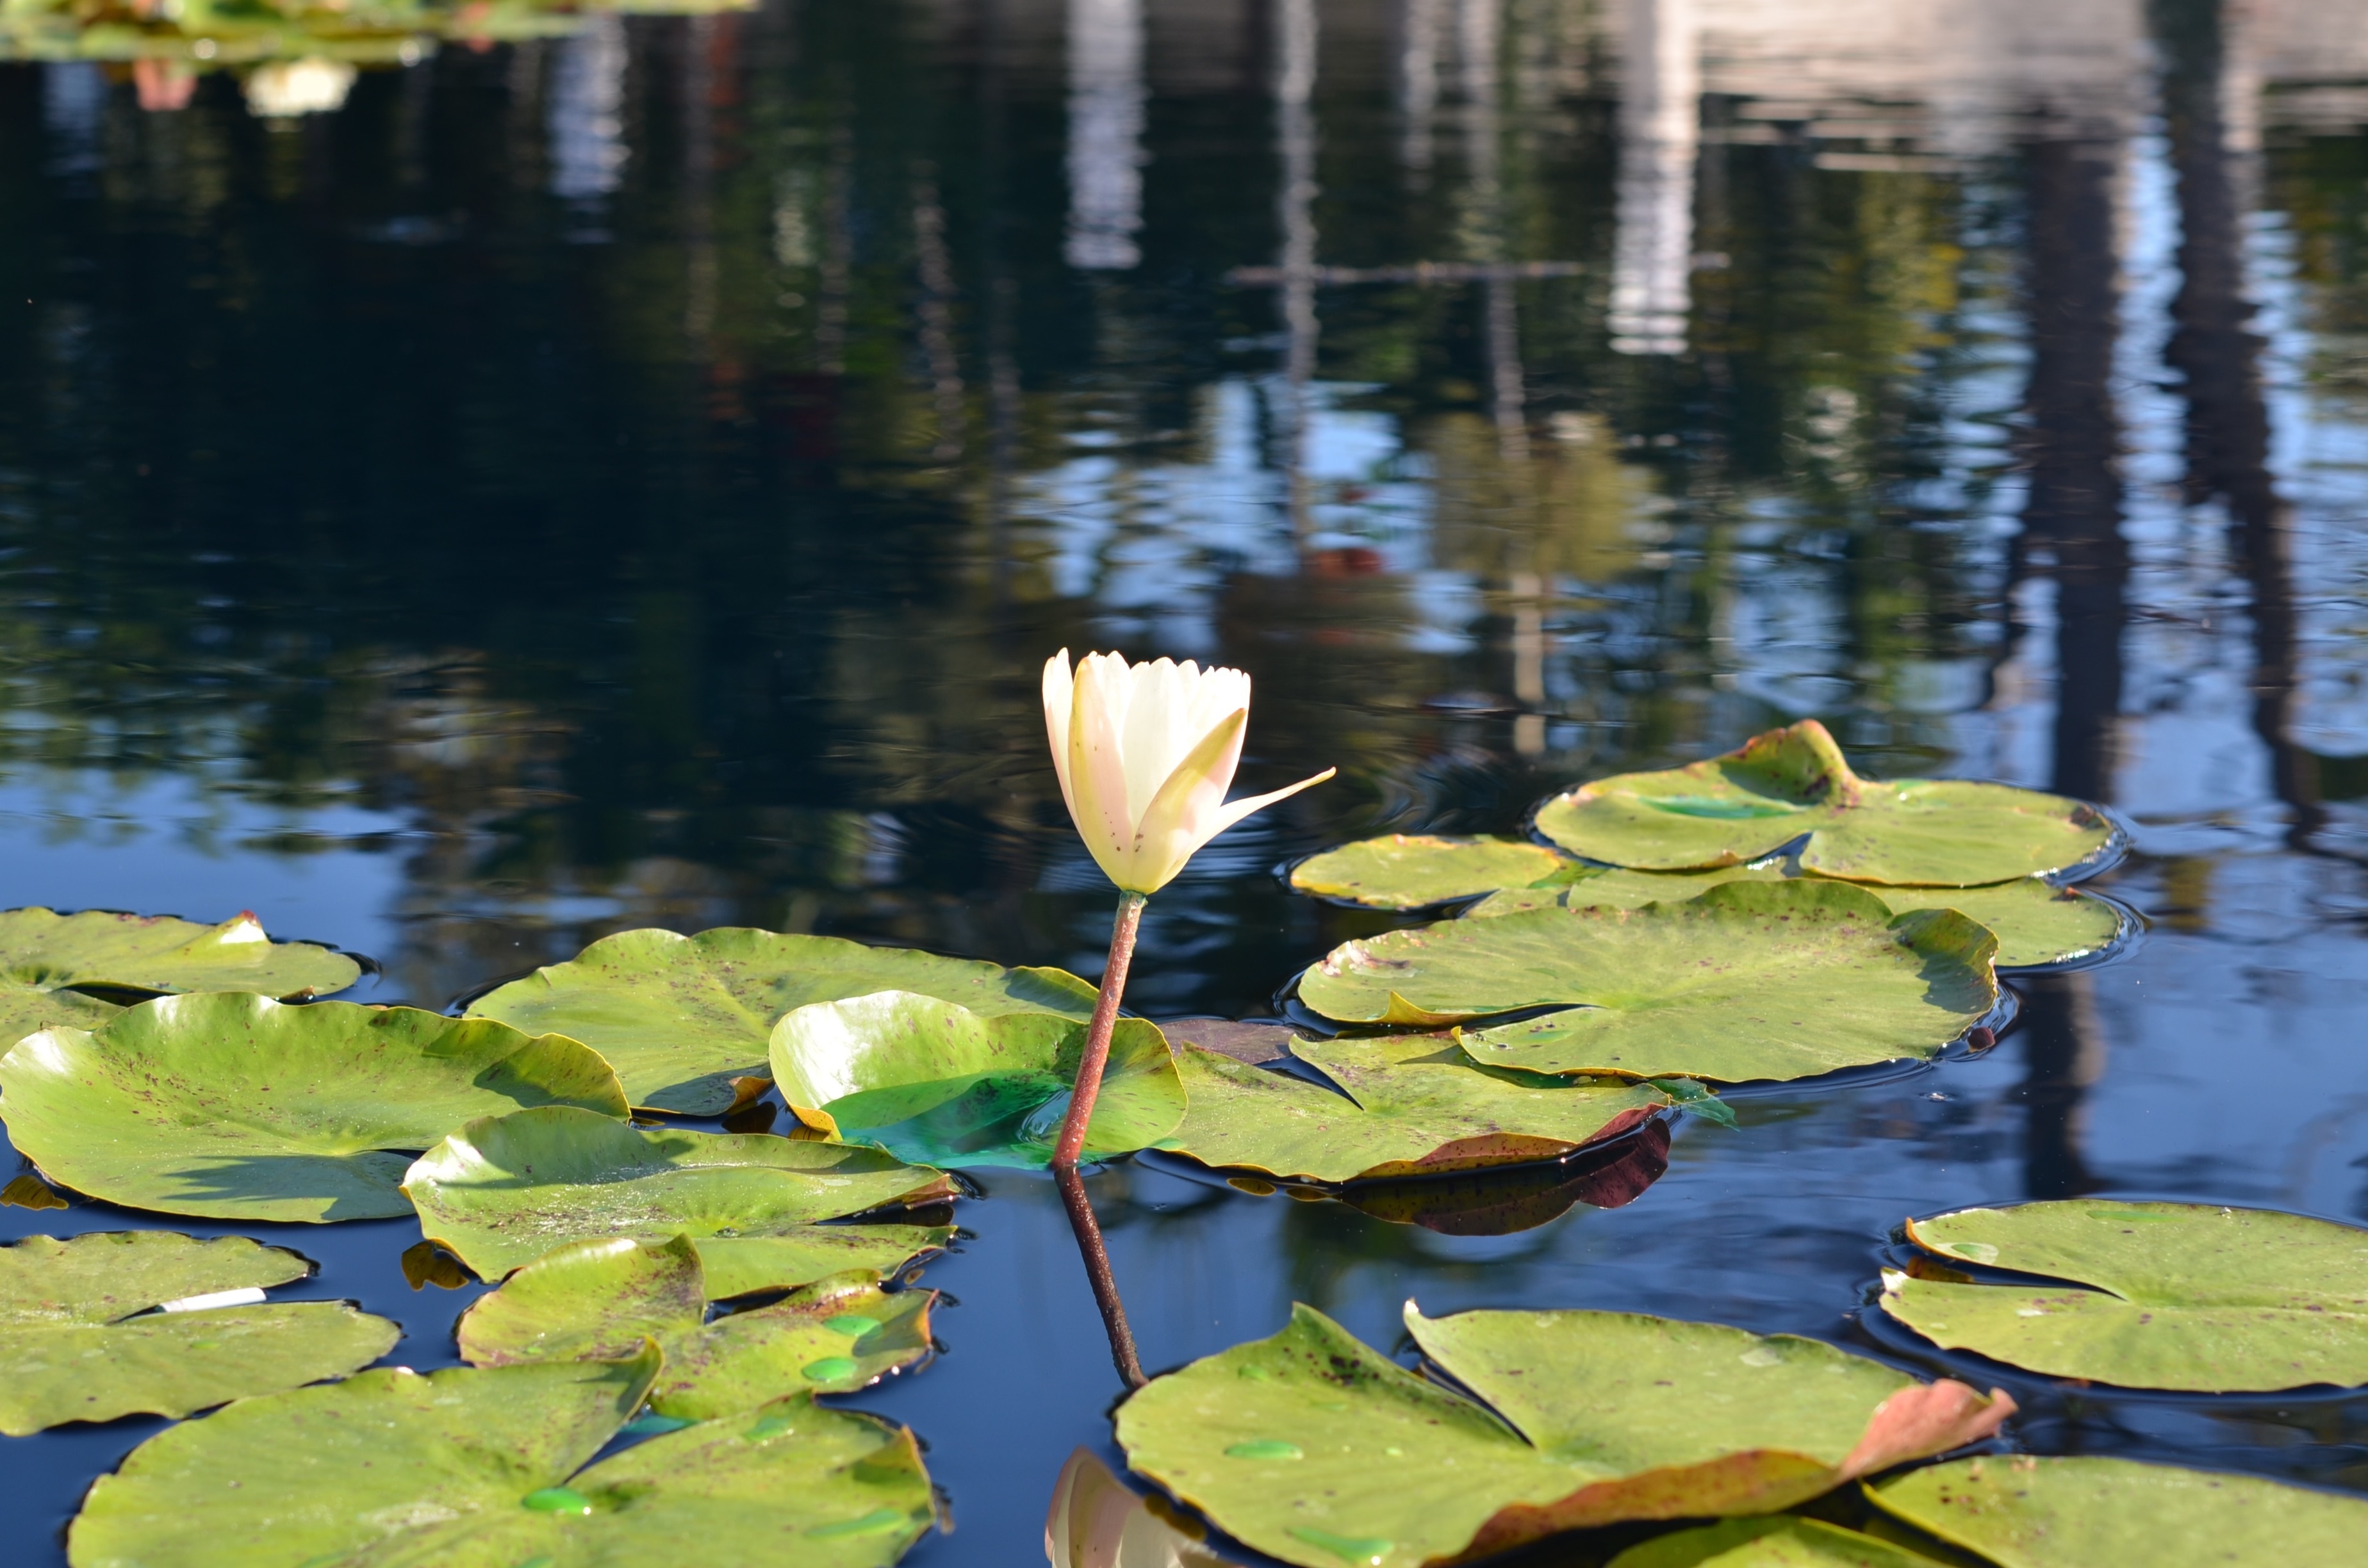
left=243, top=56, right=354, bottom=117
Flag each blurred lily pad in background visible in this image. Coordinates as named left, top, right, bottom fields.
left=1288, top=834, right=1575, bottom=910
left=1301, top=880, right=1996, bottom=1082
left=403, top=1104, right=953, bottom=1291
left=1870, top=1456, right=2368, bottom=1568
left=0, top=994, right=628, bottom=1221
left=769, top=992, right=1184, bottom=1168
left=1114, top=1302, right=2010, bottom=1568
left=66, top=1346, right=940, bottom=1567
left=0, top=1231, right=395, bottom=1435
left=1881, top=1200, right=2368, bottom=1391
left=469, top=926, right=1096, bottom=1115
left=459, top=1234, right=935, bottom=1414
left=0, top=906, right=360, bottom=1052
left=1159, top=1036, right=1668, bottom=1185
left=1533, top=721, right=2113, bottom=886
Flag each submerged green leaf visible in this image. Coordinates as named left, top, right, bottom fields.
left=0, top=994, right=630, bottom=1222
left=67, top=1348, right=938, bottom=1567
left=1607, top=1518, right=1949, bottom=1568
left=1114, top=1303, right=2011, bottom=1568
left=1881, top=1200, right=2368, bottom=1391
left=404, top=1105, right=953, bottom=1289
left=769, top=992, right=1185, bottom=1168
left=1158, top=1037, right=1668, bottom=1185
left=1288, top=835, right=1575, bottom=910
left=459, top=1236, right=934, bottom=1415
left=468, top=926, right=1097, bottom=1115
left=1533, top=721, right=2113, bottom=886
left=1470, top=865, right=2125, bottom=971
left=0, top=1231, right=396, bottom=1435
left=1869, top=1456, right=2368, bottom=1568
left=1299, top=880, right=1997, bottom=1082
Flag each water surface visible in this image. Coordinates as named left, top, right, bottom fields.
left=3, top=0, right=2367, bottom=1560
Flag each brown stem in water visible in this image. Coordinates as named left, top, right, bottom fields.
left=1056, top=1163, right=1146, bottom=1390
left=1051, top=890, right=1147, bottom=1170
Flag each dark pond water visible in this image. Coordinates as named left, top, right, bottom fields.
left=4, top=0, right=2368, bottom=1562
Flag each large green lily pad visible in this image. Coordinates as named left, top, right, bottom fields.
left=1289, top=835, right=1575, bottom=910
left=404, top=1106, right=955, bottom=1293
left=0, top=1230, right=397, bottom=1434
left=1156, top=1038, right=1668, bottom=1185
left=1880, top=1200, right=2368, bottom=1392
left=1115, top=1302, right=2011, bottom=1568
left=1870, top=1456, right=2368, bottom=1568
left=468, top=926, right=1098, bottom=1115
left=459, top=1235, right=935, bottom=1416
left=1298, top=880, right=1997, bottom=1083
left=770, top=992, right=1185, bottom=1169
left=1533, top=721, right=2113, bottom=886
left=0, top=907, right=363, bottom=1053
left=0, top=994, right=630, bottom=1222
left=67, top=1347, right=941, bottom=1568
left=1608, top=1518, right=1948, bottom=1568
left=1468, top=865, right=2124, bottom=971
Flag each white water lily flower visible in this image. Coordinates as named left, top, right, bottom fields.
left=1044, top=649, right=1334, bottom=895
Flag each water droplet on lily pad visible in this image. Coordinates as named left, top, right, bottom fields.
left=1939, top=1241, right=1998, bottom=1263
left=801, top=1355, right=860, bottom=1383
left=1287, top=1525, right=1393, bottom=1564
left=1225, top=1440, right=1304, bottom=1460
left=744, top=1414, right=796, bottom=1441
left=520, top=1487, right=592, bottom=1515
left=822, top=1314, right=881, bottom=1337
left=806, top=1507, right=908, bottom=1539
left=1738, top=1344, right=1784, bottom=1367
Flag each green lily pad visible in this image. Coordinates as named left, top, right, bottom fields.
left=67, top=1346, right=939, bottom=1568
left=0, top=906, right=363, bottom=1054
left=769, top=992, right=1186, bottom=1169
left=1533, top=721, right=2113, bottom=886
left=1607, top=1518, right=1949, bottom=1568
left=403, top=1105, right=955, bottom=1290
left=468, top=926, right=1098, bottom=1115
left=1288, top=835, right=1575, bottom=910
left=459, top=1234, right=935, bottom=1416
left=0, top=1230, right=398, bottom=1435
left=1468, top=865, right=2125, bottom=971
left=1870, top=1456, right=2368, bottom=1568
left=1157, top=1038, right=1669, bottom=1185
left=1114, top=1302, right=2012, bottom=1568
left=1879, top=1200, right=2368, bottom=1392
left=0, top=994, right=630, bottom=1222
left=1298, top=880, right=1997, bottom=1083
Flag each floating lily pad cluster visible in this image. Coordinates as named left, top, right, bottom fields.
left=2, top=724, right=2349, bottom=1568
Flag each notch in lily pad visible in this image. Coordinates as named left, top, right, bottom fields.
left=769, top=991, right=1186, bottom=1169
left=0, top=1231, right=397, bottom=1434
left=0, top=993, right=630, bottom=1222
left=0, top=906, right=363, bottom=1054
left=1533, top=720, right=2116, bottom=887
left=1879, top=1200, right=2368, bottom=1392
left=69, top=1347, right=942, bottom=1567
left=1299, top=879, right=1998, bottom=1084
left=404, top=1104, right=955, bottom=1294
left=1114, top=1302, right=2012, bottom=1568
left=459, top=1235, right=937, bottom=1417
left=466, top=925, right=1098, bottom=1115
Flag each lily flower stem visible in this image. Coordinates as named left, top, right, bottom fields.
left=1054, top=1163, right=1146, bottom=1390
left=1051, top=890, right=1149, bottom=1171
